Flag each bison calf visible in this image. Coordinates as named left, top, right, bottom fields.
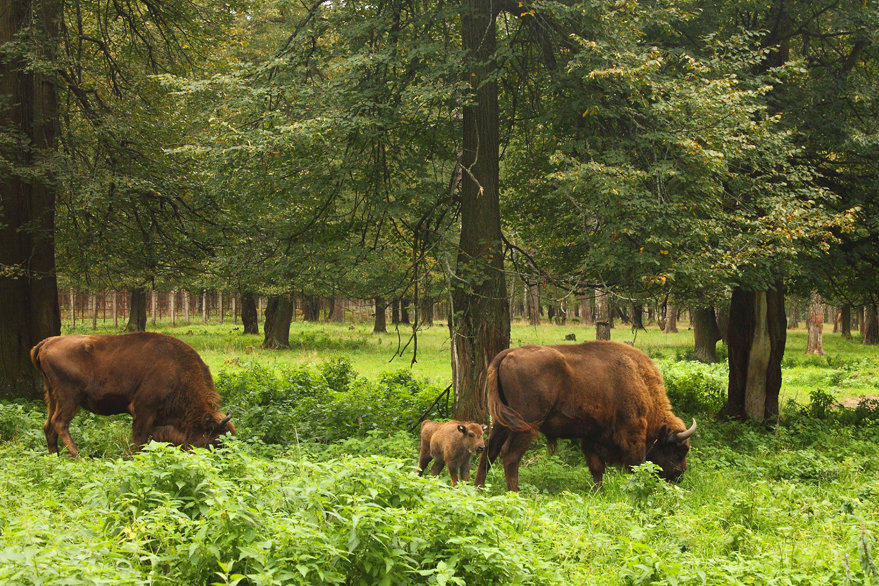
left=418, top=420, right=487, bottom=487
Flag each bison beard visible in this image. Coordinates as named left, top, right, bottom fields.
left=474, top=341, right=696, bottom=491
left=30, top=332, right=234, bottom=457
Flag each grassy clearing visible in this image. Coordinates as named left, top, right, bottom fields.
left=3, top=321, right=877, bottom=583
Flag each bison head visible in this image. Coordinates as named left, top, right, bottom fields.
left=193, top=412, right=235, bottom=448
left=457, top=423, right=487, bottom=454
left=646, top=419, right=696, bottom=481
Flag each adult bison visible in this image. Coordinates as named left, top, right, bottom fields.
left=30, top=332, right=234, bottom=457
left=474, top=341, right=696, bottom=491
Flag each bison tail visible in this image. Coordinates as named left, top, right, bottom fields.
left=30, top=338, right=49, bottom=371
left=487, top=351, right=540, bottom=433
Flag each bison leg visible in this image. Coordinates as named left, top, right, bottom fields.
left=43, top=388, right=59, bottom=454
left=448, top=466, right=459, bottom=487
left=580, top=440, right=606, bottom=489
left=501, top=430, right=537, bottom=492
left=417, top=450, right=433, bottom=476
left=474, top=424, right=511, bottom=488
left=430, top=459, right=445, bottom=478
left=130, top=413, right=156, bottom=449
left=50, top=402, right=80, bottom=458
left=460, top=458, right=472, bottom=483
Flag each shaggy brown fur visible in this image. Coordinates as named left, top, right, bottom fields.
left=30, top=333, right=234, bottom=457
left=474, top=341, right=695, bottom=491
left=418, top=420, right=487, bottom=487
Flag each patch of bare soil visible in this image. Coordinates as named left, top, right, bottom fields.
left=837, top=395, right=879, bottom=409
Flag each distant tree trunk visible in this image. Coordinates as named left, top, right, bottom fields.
left=301, top=295, right=320, bottom=322
left=169, top=291, right=176, bottom=326
left=391, top=299, right=401, bottom=324
left=89, top=293, right=97, bottom=330
left=332, top=297, right=345, bottom=323
left=112, top=291, right=118, bottom=329
left=373, top=297, right=388, bottom=333
left=0, top=0, right=62, bottom=400
left=240, top=290, right=259, bottom=334
left=126, top=288, right=147, bottom=332
left=150, top=291, right=157, bottom=326
left=787, top=300, right=801, bottom=329
left=805, top=291, right=825, bottom=354
left=263, top=294, right=294, bottom=349
left=400, top=298, right=411, bottom=324
left=183, top=291, right=191, bottom=323
left=664, top=303, right=678, bottom=333
left=631, top=304, right=645, bottom=330
left=419, top=296, right=434, bottom=326
left=218, top=291, right=224, bottom=324
left=840, top=304, right=852, bottom=339
left=69, top=289, right=76, bottom=328
left=864, top=304, right=879, bottom=345
left=716, top=303, right=730, bottom=345
left=594, top=288, right=611, bottom=340
left=527, top=281, right=540, bottom=325
left=202, top=290, right=208, bottom=323
left=580, top=291, right=592, bottom=326
left=693, top=307, right=721, bottom=363
left=719, top=284, right=786, bottom=422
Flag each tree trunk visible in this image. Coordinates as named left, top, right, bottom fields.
left=69, top=289, right=76, bottom=328
left=664, top=303, right=678, bottom=333
left=419, top=296, right=434, bottom=327
left=864, top=304, right=879, bottom=345
left=126, top=288, right=147, bottom=332
left=594, top=288, right=611, bottom=340
left=580, top=292, right=592, bottom=326
left=391, top=299, right=401, bottom=324
left=263, top=294, right=294, bottom=349
left=693, top=307, right=721, bottom=363
left=527, top=281, right=540, bottom=325
left=805, top=290, right=825, bottom=354
left=90, top=293, right=97, bottom=329
left=332, top=297, right=345, bottom=323
left=0, top=0, right=62, bottom=400
left=373, top=297, right=388, bottom=333
left=240, top=290, right=259, bottom=334
left=840, top=304, right=851, bottom=339
left=218, top=291, right=224, bottom=324
left=451, top=0, right=509, bottom=423
left=631, top=304, right=645, bottom=330
left=150, top=290, right=157, bottom=326
left=202, top=290, right=208, bottom=323
left=112, top=291, right=118, bottom=329
left=300, top=295, right=320, bottom=321
left=719, top=285, right=786, bottom=422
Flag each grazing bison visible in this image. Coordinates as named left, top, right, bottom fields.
left=30, top=332, right=234, bottom=457
left=418, top=420, right=487, bottom=487
left=474, top=341, right=696, bottom=491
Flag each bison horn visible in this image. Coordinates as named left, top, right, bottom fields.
left=674, top=419, right=697, bottom=442
left=218, top=412, right=232, bottom=427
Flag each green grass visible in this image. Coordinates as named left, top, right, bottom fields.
left=4, top=319, right=875, bottom=583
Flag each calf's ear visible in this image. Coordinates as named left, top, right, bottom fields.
left=481, top=424, right=488, bottom=432
left=457, top=424, right=467, bottom=434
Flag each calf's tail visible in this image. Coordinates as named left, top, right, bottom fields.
left=487, top=350, right=540, bottom=433
left=29, top=338, right=49, bottom=372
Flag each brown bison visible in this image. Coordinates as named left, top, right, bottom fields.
left=30, top=332, right=234, bottom=457
left=418, top=420, right=487, bottom=487
left=474, top=341, right=696, bottom=491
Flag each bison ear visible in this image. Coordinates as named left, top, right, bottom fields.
left=657, top=424, right=675, bottom=444
left=457, top=424, right=467, bottom=434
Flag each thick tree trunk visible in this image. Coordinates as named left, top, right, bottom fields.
left=240, top=290, right=259, bottom=334
left=805, top=290, right=825, bottom=354
left=594, top=288, right=611, bottom=340
left=301, top=295, right=320, bottom=322
left=631, top=304, right=645, bottom=330
left=373, top=297, right=388, bottom=333
left=693, top=307, right=721, bottom=363
left=0, top=0, right=62, bottom=400
left=839, top=304, right=851, bottom=339
left=719, top=285, right=786, bottom=422
left=126, top=288, right=147, bottom=332
left=864, top=304, right=879, bottom=345
left=451, top=0, right=509, bottom=423
left=263, top=294, right=294, bottom=349
left=400, top=298, right=411, bottom=324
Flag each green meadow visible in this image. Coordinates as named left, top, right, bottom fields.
left=1, top=322, right=878, bottom=584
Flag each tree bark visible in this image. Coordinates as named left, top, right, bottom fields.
left=0, top=0, right=62, bottom=399
left=805, top=290, right=825, bottom=354
left=527, top=281, right=540, bottom=325
left=419, top=296, right=434, bottom=327
left=263, top=294, right=294, bottom=349
left=580, top=292, right=592, bottom=326
left=125, top=288, right=147, bottom=332
left=301, top=295, right=320, bottom=321
left=240, top=290, right=259, bottom=334
left=631, top=304, right=645, bottom=331
left=373, top=297, right=388, bottom=333
left=693, top=307, right=721, bottom=363
left=838, top=304, right=851, bottom=340
left=451, top=0, right=510, bottom=423
left=719, top=284, right=786, bottom=422
left=400, top=297, right=411, bottom=324
left=594, top=288, right=611, bottom=340
left=391, top=299, right=401, bottom=324
left=864, top=304, right=879, bottom=345
left=664, top=303, right=678, bottom=333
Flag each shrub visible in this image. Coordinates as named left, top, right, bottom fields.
left=659, top=361, right=727, bottom=415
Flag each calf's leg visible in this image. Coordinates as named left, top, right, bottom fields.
left=43, top=388, right=59, bottom=454
left=50, top=401, right=80, bottom=458
left=417, top=447, right=433, bottom=476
